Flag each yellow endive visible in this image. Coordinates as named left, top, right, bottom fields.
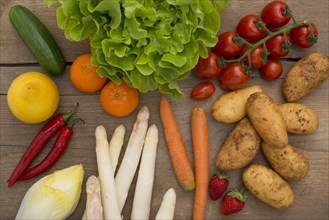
left=16, top=164, right=84, bottom=220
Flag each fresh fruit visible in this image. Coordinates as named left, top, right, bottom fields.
left=9, top=5, right=65, bottom=76
left=261, top=58, right=283, bottom=80
left=70, top=54, right=108, bottom=92
left=214, top=32, right=243, bottom=59
left=237, top=14, right=266, bottom=42
left=266, top=33, right=292, bottom=57
left=209, top=172, right=229, bottom=201
left=220, top=189, right=247, bottom=216
left=193, top=52, right=222, bottom=79
left=191, top=82, right=215, bottom=100
left=290, top=23, right=318, bottom=48
left=261, top=0, right=292, bottom=28
left=100, top=81, right=139, bottom=117
left=240, top=44, right=265, bottom=69
left=219, top=62, right=250, bottom=90
left=7, top=71, right=60, bottom=124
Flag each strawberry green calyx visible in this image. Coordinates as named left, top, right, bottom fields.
left=215, top=172, right=229, bottom=180
left=227, top=189, right=247, bottom=202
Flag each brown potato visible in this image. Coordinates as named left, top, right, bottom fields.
left=279, top=103, right=319, bottom=134
left=243, top=164, right=294, bottom=209
left=212, top=85, right=263, bottom=123
left=216, top=117, right=261, bottom=170
left=283, top=52, right=329, bottom=102
left=262, top=142, right=309, bottom=180
left=246, top=92, right=288, bottom=148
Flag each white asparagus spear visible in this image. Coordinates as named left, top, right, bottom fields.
left=155, top=188, right=176, bottom=220
left=115, top=106, right=150, bottom=212
left=95, top=125, right=121, bottom=220
left=109, top=125, right=126, bottom=173
left=131, top=124, right=159, bottom=220
left=82, top=175, right=103, bottom=220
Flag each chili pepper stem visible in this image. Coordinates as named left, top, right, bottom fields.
left=62, top=103, right=79, bottom=122
left=67, top=118, right=86, bottom=129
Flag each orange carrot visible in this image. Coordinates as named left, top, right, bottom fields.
left=160, top=96, right=195, bottom=191
left=191, top=108, right=209, bottom=220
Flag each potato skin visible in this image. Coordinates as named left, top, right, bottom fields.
left=212, top=85, right=263, bottom=123
left=216, top=117, right=261, bottom=170
left=279, top=103, right=319, bottom=134
left=262, top=142, right=309, bottom=180
left=246, top=92, right=288, bottom=148
left=243, top=164, right=294, bottom=209
left=283, top=52, right=329, bottom=102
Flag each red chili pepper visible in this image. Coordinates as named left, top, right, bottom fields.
left=20, top=118, right=85, bottom=180
left=7, top=103, right=79, bottom=187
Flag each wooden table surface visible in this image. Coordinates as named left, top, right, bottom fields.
left=1, top=0, right=328, bottom=219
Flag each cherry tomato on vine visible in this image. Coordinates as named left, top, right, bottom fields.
left=193, top=52, right=222, bottom=79
left=261, top=0, right=291, bottom=28
left=266, top=33, right=292, bottom=57
left=240, top=44, right=265, bottom=69
left=260, top=58, right=283, bottom=80
left=191, top=82, right=216, bottom=100
left=213, top=31, right=243, bottom=59
left=218, top=62, right=250, bottom=90
left=290, top=23, right=318, bottom=48
left=237, top=14, right=266, bottom=42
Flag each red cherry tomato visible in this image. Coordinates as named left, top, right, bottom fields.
left=213, top=31, right=243, bottom=59
left=193, top=52, right=222, bottom=79
left=266, top=33, right=292, bottom=57
left=240, top=44, right=265, bottom=69
left=237, top=14, right=266, bottom=42
left=290, top=23, right=318, bottom=48
left=191, top=82, right=216, bottom=100
left=218, top=62, right=250, bottom=90
left=260, top=58, right=283, bottom=80
left=261, top=0, right=291, bottom=28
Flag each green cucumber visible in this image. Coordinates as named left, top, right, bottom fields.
left=9, top=5, right=65, bottom=76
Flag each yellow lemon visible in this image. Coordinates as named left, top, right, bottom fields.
left=7, top=71, right=60, bottom=124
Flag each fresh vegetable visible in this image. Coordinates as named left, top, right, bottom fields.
left=214, top=32, right=243, bottom=59
left=240, top=44, right=265, bottom=69
left=70, top=54, right=108, bottom=93
left=218, top=62, right=250, bottom=90
left=131, top=125, right=159, bottom=220
left=100, top=80, right=139, bottom=117
left=290, top=23, right=318, bottom=48
left=45, top=0, right=228, bottom=99
left=283, top=52, right=329, bottom=102
left=16, top=164, right=84, bottom=219
left=9, top=5, right=65, bottom=76
left=279, top=103, right=319, bottom=134
left=260, top=58, right=283, bottom=80
left=159, top=96, right=195, bottom=191
left=266, top=33, right=292, bottom=57
left=261, top=0, right=292, bottom=28
left=115, top=106, right=150, bottom=212
left=191, top=108, right=209, bottom=220
left=220, top=189, right=247, bottom=216
left=243, top=164, right=294, bottom=209
left=212, top=85, right=263, bottom=123
left=7, top=71, right=60, bottom=124
left=246, top=92, right=288, bottom=149
left=95, top=125, right=121, bottom=220
left=262, top=142, right=309, bottom=181
left=82, top=176, right=103, bottom=220
left=7, top=104, right=78, bottom=187
left=20, top=118, right=85, bottom=180
left=155, top=188, right=176, bottom=220
left=237, top=15, right=266, bottom=42
left=209, top=172, right=229, bottom=201
left=216, top=117, right=261, bottom=170
left=190, top=82, right=215, bottom=100
left=109, top=125, right=126, bottom=172
left=193, top=52, right=222, bottom=79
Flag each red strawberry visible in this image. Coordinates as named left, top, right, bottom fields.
left=209, top=172, right=229, bottom=200
left=220, top=189, right=247, bottom=216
